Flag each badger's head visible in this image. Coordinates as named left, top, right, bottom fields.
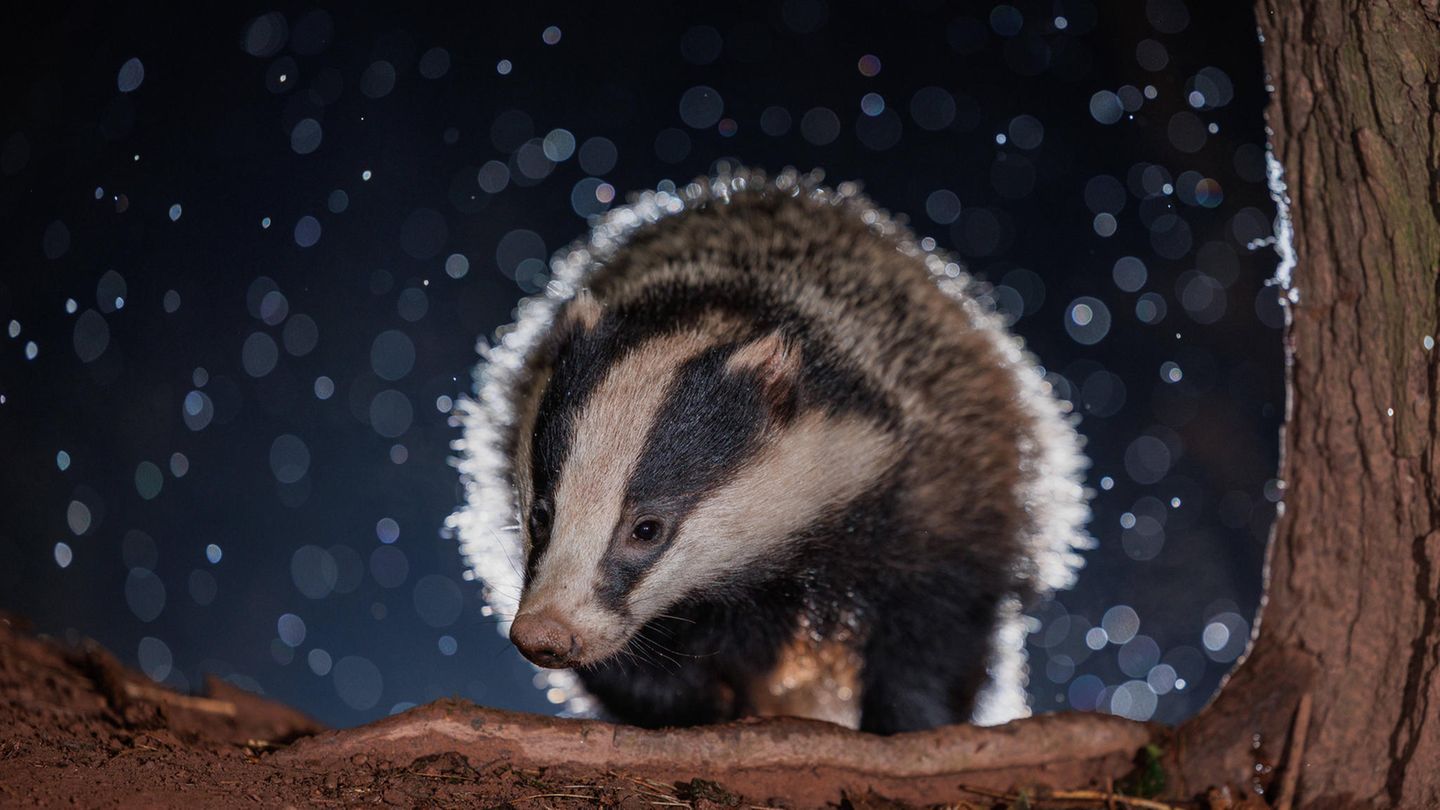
left=507, top=293, right=893, bottom=669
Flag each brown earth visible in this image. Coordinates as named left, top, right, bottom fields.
left=0, top=614, right=1260, bottom=808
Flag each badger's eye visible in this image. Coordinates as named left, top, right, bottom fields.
left=631, top=518, right=663, bottom=543
left=529, top=500, right=552, bottom=536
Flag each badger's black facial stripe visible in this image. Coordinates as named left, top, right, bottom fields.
left=593, top=344, right=771, bottom=610
left=527, top=316, right=621, bottom=577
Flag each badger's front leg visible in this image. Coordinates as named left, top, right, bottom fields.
left=858, top=579, right=1002, bottom=734
left=576, top=649, right=740, bottom=728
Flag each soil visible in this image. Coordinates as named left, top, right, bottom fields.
left=0, top=613, right=1260, bottom=809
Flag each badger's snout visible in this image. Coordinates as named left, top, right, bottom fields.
left=510, top=611, right=584, bottom=668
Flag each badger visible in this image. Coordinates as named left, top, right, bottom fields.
left=449, top=167, right=1090, bottom=734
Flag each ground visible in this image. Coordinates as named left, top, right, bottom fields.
left=0, top=614, right=1264, bottom=808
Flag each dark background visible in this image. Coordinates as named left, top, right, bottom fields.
left=0, top=1, right=1282, bottom=729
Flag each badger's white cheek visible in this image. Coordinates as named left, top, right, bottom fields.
left=630, top=411, right=896, bottom=613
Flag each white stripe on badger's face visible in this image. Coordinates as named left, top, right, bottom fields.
left=518, top=330, right=716, bottom=655
left=628, top=410, right=894, bottom=624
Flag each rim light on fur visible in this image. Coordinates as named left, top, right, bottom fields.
left=445, top=164, right=1092, bottom=722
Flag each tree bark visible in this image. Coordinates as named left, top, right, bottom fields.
left=1172, top=2, right=1440, bottom=806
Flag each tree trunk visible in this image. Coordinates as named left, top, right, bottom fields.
left=1172, top=2, right=1440, bottom=806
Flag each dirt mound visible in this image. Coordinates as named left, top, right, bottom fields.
left=0, top=614, right=1204, bottom=808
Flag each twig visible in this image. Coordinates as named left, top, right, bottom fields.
left=1105, top=777, right=1117, bottom=810
left=123, top=682, right=237, bottom=717
left=957, top=785, right=1185, bottom=810
left=1275, top=692, right=1313, bottom=810
left=515, top=793, right=603, bottom=802
left=1049, top=789, right=1184, bottom=810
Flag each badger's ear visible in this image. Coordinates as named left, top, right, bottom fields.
left=727, top=330, right=801, bottom=411
left=534, top=290, right=604, bottom=371
left=555, top=289, right=604, bottom=334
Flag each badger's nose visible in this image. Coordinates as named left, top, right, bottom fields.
left=510, top=612, right=582, bottom=668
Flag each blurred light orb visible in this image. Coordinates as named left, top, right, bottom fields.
left=283, top=314, right=319, bottom=356
left=1125, top=435, right=1173, bottom=484
left=360, top=60, right=397, bottom=98
left=926, top=190, right=961, bottom=224
left=277, top=613, right=307, bottom=647
left=1101, top=605, right=1140, bottom=645
left=1007, top=114, right=1044, bottom=149
left=242, top=12, right=288, bottom=57
left=680, top=25, right=722, bottom=65
left=138, top=637, right=172, bottom=682
left=376, top=517, right=400, bottom=544
left=1109, top=680, right=1158, bottom=721
left=241, top=332, right=279, bottom=377
left=478, top=161, right=510, bottom=193
left=291, top=118, right=323, bottom=154
left=1089, top=90, right=1123, bottom=124
left=308, top=648, right=333, bottom=676
left=182, top=390, right=214, bottom=431
left=542, top=128, right=576, bottom=161
left=73, top=310, right=110, bottom=363
left=294, top=215, right=322, bottom=247
left=760, top=106, right=792, bottom=136
left=398, top=287, right=429, bottom=322
left=679, top=85, right=724, bottom=129
left=53, top=542, right=73, bottom=568
left=578, top=137, right=618, bottom=175
left=412, top=574, right=464, bottom=628
left=800, top=107, right=840, bottom=145
left=205, top=543, right=222, bottom=564
left=419, top=47, right=451, bottom=79
left=370, top=330, right=416, bottom=381
left=66, top=500, right=92, bottom=535
left=135, top=461, right=164, bottom=500
left=117, top=58, right=145, bottom=93
left=269, top=434, right=311, bottom=483
left=125, top=568, right=167, bottom=622
left=1065, top=297, right=1111, bottom=345
left=1113, top=256, right=1147, bottom=292
left=857, top=54, right=881, bottom=76
left=1136, top=292, right=1168, bottom=324
left=291, top=544, right=339, bottom=599
left=989, top=4, right=1023, bottom=36
left=333, top=655, right=383, bottom=710
left=445, top=253, right=470, bottom=279
left=259, top=290, right=289, bottom=325
left=369, top=545, right=409, bottom=589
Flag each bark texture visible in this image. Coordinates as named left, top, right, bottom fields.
left=1173, top=2, right=1440, bottom=806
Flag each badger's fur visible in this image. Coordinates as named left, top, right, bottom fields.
left=449, top=167, right=1090, bottom=733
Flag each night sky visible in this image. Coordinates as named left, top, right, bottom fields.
left=0, top=1, right=1283, bottom=729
